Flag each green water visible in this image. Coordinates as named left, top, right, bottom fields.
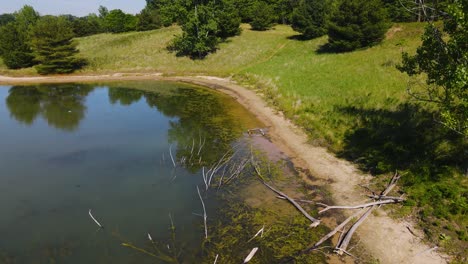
left=0, top=81, right=261, bottom=263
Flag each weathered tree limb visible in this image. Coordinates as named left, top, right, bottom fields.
left=335, top=206, right=374, bottom=255
left=335, top=172, right=401, bottom=255
left=318, top=199, right=399, bottom=214
left=262, top=182, right=320, bottom=227
left=196, top=186, right=208, bottom=239
left=304, top=209, right=365, bottom=252
left=276, top=196, right=315, bottom=204
left=367, top=194, right=405, bottom=202
left=243, top=247, right=259, bottom=263
left=88, top=209, right=103, bottom=229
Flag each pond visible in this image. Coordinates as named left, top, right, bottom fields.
left=0, top=81, right=326, bottom=263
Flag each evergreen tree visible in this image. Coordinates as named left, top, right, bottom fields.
left=30, top=16, right=86, bottom=75
left=215, top=0, right=242, bottom=39
left=249, top=1, right=276, bottom=31
left=325, top=0, right=390, bottom=52
left=291, top=0, right=329, bottom=39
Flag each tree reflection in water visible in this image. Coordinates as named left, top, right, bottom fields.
left=6, top=83, right=247, bottom=171
left=6, top=84, right=94, bottom=131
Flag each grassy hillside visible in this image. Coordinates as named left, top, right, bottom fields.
left=1, top=23, right=465, bottom=259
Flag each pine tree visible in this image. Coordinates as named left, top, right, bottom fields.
left=249, top=1, right=276, bottom=31
left=30, top=16, right=86, bottom=75
left=291, top=0, right=330, bottom=39
left=326, top=0, right=390, bottom=52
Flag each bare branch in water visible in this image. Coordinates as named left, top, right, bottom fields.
left=196, top=186, right=208, bottom=239
left=247, top=225, right=265, bottom=242
left=169, top=144, right=176, bottom=167
left=88, top=209, right=103, bottom=228
left=243, top=247, right=259, bottom=263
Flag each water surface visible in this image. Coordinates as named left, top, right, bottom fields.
left=0, top=81, right=261, bottom=263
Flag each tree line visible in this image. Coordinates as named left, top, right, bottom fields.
left=0, top=0, right=463, bottom=134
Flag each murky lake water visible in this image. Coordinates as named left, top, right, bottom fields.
left=0, top=81, right=262, bottom=263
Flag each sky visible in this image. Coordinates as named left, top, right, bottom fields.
left=0, top=0, right=146, bottom=16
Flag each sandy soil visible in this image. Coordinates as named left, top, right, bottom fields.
left=0, top=74, right=448, bottom=263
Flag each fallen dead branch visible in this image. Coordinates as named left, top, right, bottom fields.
left=305, top=172, right=403, bottom=256
left=317, top=199, right=399, bottom=214
left=367, top=194, right=405, bottom=202
left=334, top=172, right=401, bottom=255
left=89, top=209, right=103, bottom=229
left=276, top=196, right=315, bottom=204
left=243, top=247, right=259, bottom=263
left=263, top=182, right=320, bottom=227
left=196, top=186, right=208, bottom=239
left=304, top=209, right=364, bottom=252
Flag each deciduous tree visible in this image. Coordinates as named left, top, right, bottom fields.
left=398, top=0, right=467, bottom=135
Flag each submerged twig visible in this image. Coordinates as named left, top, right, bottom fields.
left=262, top=182, right=320, bottom=227
left=88, top=209, right=103, bottom=228
left=243, top=247, right=259, bottom=263
left=247, top=225, right=265, bottom=242
left=169, top=144, right=176, bottom=167
left=196, top=186, right=208, bottom=239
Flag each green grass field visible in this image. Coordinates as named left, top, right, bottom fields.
left=1, top=23, right=465, bottom=259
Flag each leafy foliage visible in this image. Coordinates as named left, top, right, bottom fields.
left=30, top=16, right=86, bottom=75
left=168, top=5, right=220, bottom=59
left=136, top=7, right=162, bottom=31
left=0, top=13, right=15, bottom=26
left=398, top=0, right=468, bottom=136
left=104, top=9, right=138, bottom=33
left=291, top=0, right=330, bottom=39
left=71, top=14, right=103, bottom=37
left=324, top=0, right=390, bottom=52
left=0, top=23, right=36, bottom=69
left=168, top=0, right=241, bottom=59
left=0, top=5, right=39, bottom=69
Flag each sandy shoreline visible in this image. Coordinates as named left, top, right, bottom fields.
left=0, top=74, right=447, bottom=263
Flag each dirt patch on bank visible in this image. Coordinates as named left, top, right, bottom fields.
left=0, top=74, right=448, bottom=263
